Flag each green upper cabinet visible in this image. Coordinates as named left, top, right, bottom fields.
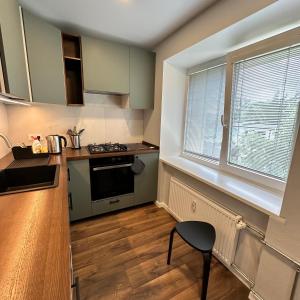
left=82, top=36, right=130, bottom=94
left=22, top=9, right=66, bottom=104
left=0, top=0, right=29, bottom=99
left=129, top=47, right=155, bottom=109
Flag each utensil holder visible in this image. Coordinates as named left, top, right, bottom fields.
left=69, top=135, right=81, bottom=149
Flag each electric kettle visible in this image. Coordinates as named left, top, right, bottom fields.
left=46, top=135, right=67, bottom=154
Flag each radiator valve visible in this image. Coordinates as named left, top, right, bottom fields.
left=236, top=220, right=247, bottom=230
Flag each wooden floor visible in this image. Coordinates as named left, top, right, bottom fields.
left=71, top=204, right=249, bottom=300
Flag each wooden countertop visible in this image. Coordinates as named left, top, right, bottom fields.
left=0, top=153, right=71, bottom=300
left=0, top=142, right=159, bottom=300
left=66, top=142, right=159, bottom=161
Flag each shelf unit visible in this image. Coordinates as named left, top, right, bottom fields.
left=62, top=33, right=84, bottom=105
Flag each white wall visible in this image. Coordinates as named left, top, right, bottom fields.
left=0, top=103, right=9, bottom=158
left=6, top=93, right=144, bottom=147
left=160, top=62, right=187, bottom=156
left=144, top=0, right=276, bottom=145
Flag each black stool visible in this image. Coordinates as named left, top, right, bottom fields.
left=167, top=221, right=216, bottom=300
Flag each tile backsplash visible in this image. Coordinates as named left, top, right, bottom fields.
left=6, top=93, right=144, bottom=147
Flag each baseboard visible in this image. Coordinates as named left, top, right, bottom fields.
left=155, top=201, right=183, bottom=221
left=230, top=265, right=253, bottom=288
left=155, top=201, right=168, bottom=209
left=249, top=290, right=264, bottom=300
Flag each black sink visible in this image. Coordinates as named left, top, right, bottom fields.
left=0, top=164, right=60, bottom=195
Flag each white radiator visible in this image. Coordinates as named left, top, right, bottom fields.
left=168, top=177, right=246, bottom=266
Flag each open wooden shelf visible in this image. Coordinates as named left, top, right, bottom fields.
left=64, top=56, right=81, bottom=61
left=62, top=33, right=84, bottom=105
left=64, top=59, right=83, bottom=105
left=62, top=34, right=81, bottom=58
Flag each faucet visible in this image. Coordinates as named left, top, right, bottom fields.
left=0, top=133, right=12, bottom=148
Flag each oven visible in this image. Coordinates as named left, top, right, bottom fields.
left=89, top=155, right=134, bottom=201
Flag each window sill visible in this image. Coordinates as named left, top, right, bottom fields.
left=160, top=155, right=283, bottom=216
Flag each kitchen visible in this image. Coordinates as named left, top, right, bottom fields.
left=1, top=0, right=300, bottom=300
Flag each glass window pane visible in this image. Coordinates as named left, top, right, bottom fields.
left=184, top=64, right=226, bottom=160
left=229, top=45, right=300, bottom=181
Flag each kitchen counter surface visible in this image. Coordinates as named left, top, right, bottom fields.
left=0, top=141, right=159, bottom=300
left=66, top=142, right=159, bottom=160
left=0, top=153, right=70, bottom=300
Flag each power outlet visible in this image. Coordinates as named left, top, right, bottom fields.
left=28, top=134, right=43, bottom=141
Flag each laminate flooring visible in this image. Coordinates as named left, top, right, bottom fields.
left=71, top=204, right=249, bottom=300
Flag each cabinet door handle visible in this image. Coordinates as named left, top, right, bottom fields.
left=92, top=163, right=132, bottom=171
left=69, top=193, right=73, bottom=210
left=68, top=168, right=70, bottom=181
left=109, top=199, right=120, bottom=205
left=69, top=245, right=73, bottom=284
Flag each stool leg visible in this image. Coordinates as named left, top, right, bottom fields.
left=167, top=227, right=176, bottom=265
left=201, top=251, right=212, bottom=300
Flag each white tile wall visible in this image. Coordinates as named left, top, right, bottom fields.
left=6, top=93, right=144, bottom=146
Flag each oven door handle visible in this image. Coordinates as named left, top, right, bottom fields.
left=92, top=163, right=133, bottom=171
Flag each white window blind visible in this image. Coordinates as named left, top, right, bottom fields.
left=229, top=45, right=300, bottom=181
left=184, top=64, right=226, bottom=160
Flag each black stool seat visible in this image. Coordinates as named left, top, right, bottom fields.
left=176, top=221, right=215, bottom=252
left=167, top=221, right=216, bottom=300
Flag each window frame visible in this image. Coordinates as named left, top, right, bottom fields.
left=182, top=27, right=300, bottom=192
left=182, top=58, right=226, bottom=168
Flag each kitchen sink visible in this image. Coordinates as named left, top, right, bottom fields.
left=0, top=164, right=60, bottom=195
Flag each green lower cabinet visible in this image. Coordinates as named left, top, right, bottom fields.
left=91, top=152, right=159, bottom=216
left=134, top=152, right=159, bottom=204
left=68, top=160, right=92, bottom=221
left=91, top=193, right=136, bottom=216
left=68, top=152, right=159, bottom=221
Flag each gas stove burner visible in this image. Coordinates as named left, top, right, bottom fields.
left=88, top=143, right=128, bottom=154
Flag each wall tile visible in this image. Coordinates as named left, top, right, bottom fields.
left=6, top=94, right=144, bottom=147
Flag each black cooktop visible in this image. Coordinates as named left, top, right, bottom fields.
left=87, top=143, right=128, bottom=154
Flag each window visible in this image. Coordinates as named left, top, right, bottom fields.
left=183, top=42, right=300, bottom=187
left=184, top=64, right=226, bottom=160
left=229, top=45, right=300, bottom=181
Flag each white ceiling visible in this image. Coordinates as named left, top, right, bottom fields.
left=169, top=0, right=300, bottom=69
left=18, top=0, right=217, bottom=49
